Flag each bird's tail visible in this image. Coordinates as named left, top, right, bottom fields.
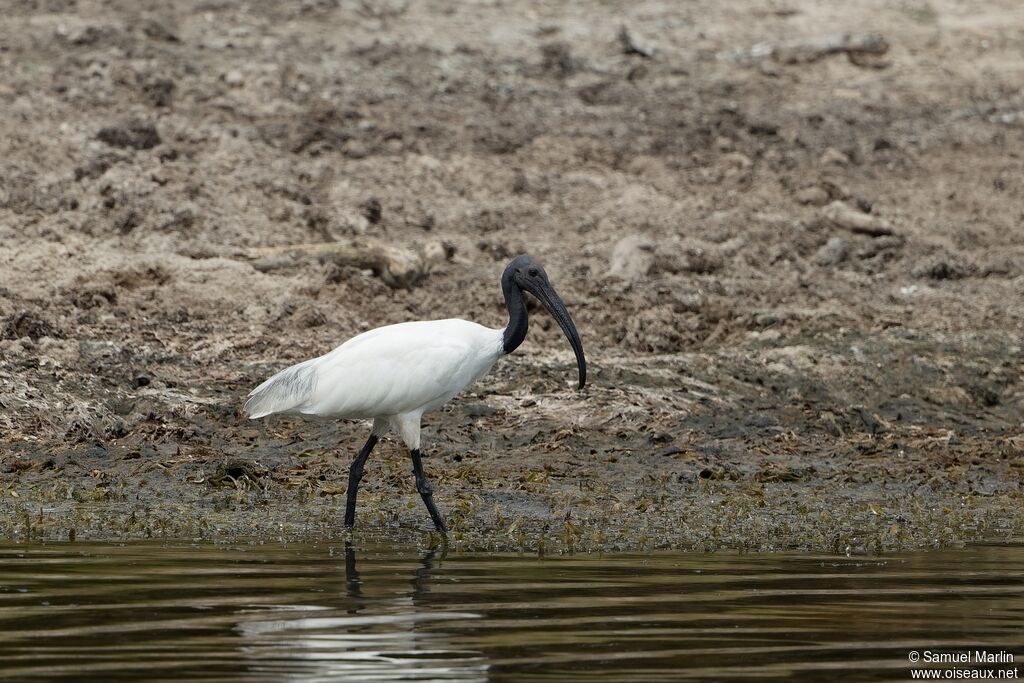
left=244, top=358, right=319, bottom=419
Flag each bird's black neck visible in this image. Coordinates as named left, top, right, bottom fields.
left=502, top=270, right=527, bottom=354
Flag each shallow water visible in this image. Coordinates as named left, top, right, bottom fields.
left=0, top=542, right=1021, bottom=682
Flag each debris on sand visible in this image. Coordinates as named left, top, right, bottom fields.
left=540, top=42, right=577, bottom=76
left=733, top=33, right=889, bottom=67
left=774, top=33, right=889, bottom=65
left=819, top=147, right=851, bottom=166
left=141, top=78, right=175, bottom=108
left=821, top=201, right=895, bottom=237
left=610, top=235, right=724, bottom=281
left=619, top=25, right=656, bottom=58
left=360, top=197, right=383, bottom=225
left=139, top=18, right=180, bottom=43
left=96, top=119, right=161, bottom=150
left=794, top=186, right=830, bottom=206
left=814, top=236, right=848, bottom=266
left=912, top=257, right=975, bottom=280
left=609, top=235, right=656, bottom=281
left=2, top=311, right=62, bottom=341
left=56, top=23, right=116, bottom=46
left=244, top=238, right=454, bottom=288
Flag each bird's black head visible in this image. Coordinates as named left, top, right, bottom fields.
left=505, top=254, right=548, bottom=287
left=501, top=255, right=587, bottom=389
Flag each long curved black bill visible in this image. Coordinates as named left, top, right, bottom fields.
left=530, top=281, right=587, bottom=389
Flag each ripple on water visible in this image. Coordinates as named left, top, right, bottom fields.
left=0, top=542, right=1021, bottom=681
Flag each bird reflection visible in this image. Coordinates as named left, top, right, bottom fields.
left=410, top=546, right=440, bottom=600
left=233, top=542, right=485, bottom=680
left=344, top=541, right=362, bottom=599
left=343, top=541, right=443, bottom=603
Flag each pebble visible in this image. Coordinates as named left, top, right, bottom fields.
left=223, top=70, right=244, bottom=87
left=821, top=201, right=895, bottom=236
left=619, top=25, right=656, bottom=57
left=609, top=234, right=655, bottom=281
left=820, top=147, right=850, bottom=166
left=794, top=186, right=830, bottom=206
left=814, top=236, right=848, bottom=266
left=721, top=152, right=753, bottom=170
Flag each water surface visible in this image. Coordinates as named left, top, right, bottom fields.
left=0, top=542, right=1021, bottom=681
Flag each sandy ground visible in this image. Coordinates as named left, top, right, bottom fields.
left=1, top=0, right=1023, bottom=551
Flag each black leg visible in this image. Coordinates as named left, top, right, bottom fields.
left=345, top=434, right=379, bottom=528
left=344, top=541, right=361, bottom=598
left=410, top=448, right=447, bottom=533
left=410, top=548, right=438, bottom=598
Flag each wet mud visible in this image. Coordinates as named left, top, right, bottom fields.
left=1, top=1, right=1022, bottom=551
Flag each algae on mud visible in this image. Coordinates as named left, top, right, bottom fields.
left=1, top=0, right=1023, bottom=549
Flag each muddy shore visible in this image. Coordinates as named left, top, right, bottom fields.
left=1, top=0, right=1022, bottom=551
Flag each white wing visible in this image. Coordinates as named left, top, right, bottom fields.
left=245, top=319, right=503, bottom=420
left=243, top=357, right=319, bottom=419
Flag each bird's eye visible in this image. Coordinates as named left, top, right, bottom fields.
left=528, top=268, right=539, bottom=277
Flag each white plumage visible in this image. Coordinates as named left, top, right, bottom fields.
left=244, top=319, right=504, bottom=447
left=243, top=254, right=586, bottom=532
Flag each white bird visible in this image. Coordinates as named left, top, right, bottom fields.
left=244, top=255, right=587, bottom=533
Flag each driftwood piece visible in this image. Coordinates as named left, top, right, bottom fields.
left=246, top=238, right=455, bottom=288
left=821, top=201, right=896, bottom=237
left=741, top=33, right=889, bottom=66
left=775, top=33, right=888, bottom=64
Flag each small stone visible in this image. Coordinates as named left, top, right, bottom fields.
left=342, top=141, right=370, bottom=159
left=814, top=236, right=848, bottom=266
left=721, top=152, right=753, bottom=169
left=714, top=135, right=734, bottom=151
left=63, top=25, right=106, bottom=46
left=223, top=70, right=244, bottom=87
left=609, top=235, right=655, bottom=281
left=820, top=147, right=850, bottom=165
left=140, top=19, right=179, bottom=43
left=821, top=201, right=895, bottom=236
left=156, top=442, right=180, bottom=457
left=619, top=25, right=656, bottom=58
left=293, top=305, right=328, bottom=328
left=795, top=186, right=830, bottom=206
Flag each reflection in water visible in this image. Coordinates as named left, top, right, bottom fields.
left=237, top=543, right=486, bottom=682
left=345, top=541, right=361, bottom=599
left=0, top=541, right=1021, bottom=681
